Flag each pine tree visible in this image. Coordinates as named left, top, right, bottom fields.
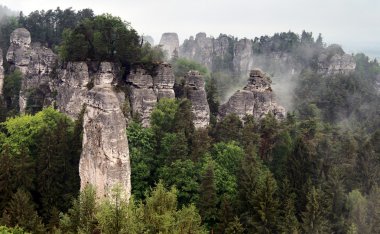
left=301, top=186, right=329, bottom=234
left=198, top=163, right=218, bottom=231
left=278, top=179, right=300, bottom=234
left=1, top=189, right=45, bottom=233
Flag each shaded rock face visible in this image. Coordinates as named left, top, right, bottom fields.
left=233, top=39, right=254, bottom=77
left=56, top=62, right=90, bottom=119
left=6, top=28, right=57, bottom=113
left=159, top=33, right=179, bottom=60
left=80, top=62, right=131, bottom=199
left=127, top=68, right=157, bottom=127
left=318, top=53, right=356, bottom=75
left=219, top=69, right=286, bottom=121
left=0, top=49, right=4, bottom=95
left=153, top=63, right=175, bottom=99
left=180, top=32, right=214, bottom=71
left=126, top=63, right=175, bottom=127
left=184, top=71, right=210, bottom=128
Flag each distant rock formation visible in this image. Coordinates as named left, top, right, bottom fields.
left=159, top=33, right=179, bottom=60
left=6, top=28, right=57, bottom=113
left=0, top=48, right=4, bottom=95
left=126, top=63, right=175, bottom=126
left=142, top=35, right=154, bottom=45
left=317, top=44, right=356, bottom=75
left=80, top=62, right=131, bottom=199
left=184, top=70, right=210, bottom=128
left=232, top=38, right=254, bottom=77
left=219, top=69, right=286, bottom=121
left=180, top=33, right=214, bottom=71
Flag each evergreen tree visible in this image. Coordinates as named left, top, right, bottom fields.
left=198, top=163, right=218, bottom=231
left=1, top=189, right=44, bottom=233
left=301, top=186, right=330, bottom=234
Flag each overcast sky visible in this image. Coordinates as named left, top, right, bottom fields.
left=3, top=0, right=380, bottom=58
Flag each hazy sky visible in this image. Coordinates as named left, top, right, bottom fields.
left=3, top=0, right=380, bottom=58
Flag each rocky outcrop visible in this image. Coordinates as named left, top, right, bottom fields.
left=6, top=28, right=57, bottom=113
left=153, top=63, right=175, bottom=99
left=0, top=48, right=4, bottom=95
left=317, top=44, right=356, bottom=75
left=219, top=69, right=286, bottom=121
left=127, top=67, right=157, bottom=127
left=180, top=33, right=214, bottom=71
left=80, top=62, right=131, bottom=199
left=56, top=62, right=90, bottom=119
left=233, top=39, right=254, bottom=77
left=126, top=63, right=175, bottom=127
left=142, top=35, right=154, bottom=45
left=184, top=70, right=210, bottom=128
left=159, top=33, right=179, bottom=60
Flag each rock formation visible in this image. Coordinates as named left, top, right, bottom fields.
left=127, top=67, right=157, bottom=127
left=80, top=62, right=131, bottom=199
left=0, top=49, right=4, bottom=95
left=180, top=33, right=214, bottom=71
left=153, top=63, right=175, bottom=99
left=219, top=69, right=286, bottom=121
left=159, top=33, right=179, bottom=60
left=6, top=28, right=57, bottom=113
left=56, top=62, right=90, bottom=119
left=317, top=44, right=356, bottom=75
left=126, top=63, right=176, bottom=127
left=184, top=70, right=210, bottom=128
left=232, top=39, right=254, bottom=77
left=142, top=35, right=154, bottom=45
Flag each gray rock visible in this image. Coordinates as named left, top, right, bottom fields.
left=153, top=63, right=175, bottom=99
left=317, top=45, right=356, bottom=75
left=80, top=62, right=131, bottom=199
left=219, top=69, right=286, bottom=121
left=159, top=33, right=179, bottom=61
left=6, top=28, right=57, bottom=113
left=184, top=70, right=210, bottom=128
left=142, top=35, right=154, bottom=46
left=127, top=67, right=157, bottom=127
left=233, top=39, right=254, bottom=77
left=56, top=62, right=90, bottom=119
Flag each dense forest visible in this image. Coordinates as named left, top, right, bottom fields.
left=0, top=6, right=380, bottom=234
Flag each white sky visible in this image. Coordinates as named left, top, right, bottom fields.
left=2, top=0, right=380, bottom=58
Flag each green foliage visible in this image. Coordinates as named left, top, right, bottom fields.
left=173, top=58, right=209, bottom=79
left=0, top=225, right=29, bottom=234
left=2, top=70, right=22, bottom=116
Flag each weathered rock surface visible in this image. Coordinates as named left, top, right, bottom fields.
left=80, top=62, right=131, bottom=199
left=0, top=48, right=4, bottom=95
left=142, top=35, right=154, bottom=45
left=126, top=63, right=176, bottom=127
left=233, top=39, right=254, bottom=77
left=180, top=33, right=214, bottom=71
left=159, top=33, right=179, bottom=60
left=6, top=28, right=57, bottom=112
left=56, top=62, right=90, bottom=119
left=317, top=44, right=356, bottom=75
left=219, top=69, right=286, bottom=121
left=127, top=67, right=157, bottom=127
left=153, top=63, right=175, bottom=99
left=184, top=70, right=210, bottom=128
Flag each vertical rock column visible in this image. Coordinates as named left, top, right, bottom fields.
left=80, top=62, right=131, bottom=199
left=159, top=33, right=179, bottom=61
left=184, top=70, right=210, bottom=128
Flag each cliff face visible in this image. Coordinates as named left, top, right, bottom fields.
left=233, top=39, right=254, bottom=77
left=56, top=62, right=90, bottom=119
left=180, top=33, right=214, bottom=71
left=184, top=70, right=210, bottom=128
left=219, top=69, right=286, bottom=121
left=127, top=67, right=157, bottom=127
left=6, top=28, right=57, bottom=113
left=159, top=33, right=179, bottom=61
left=80, top=62, right=131, bottom=199
left=318, top=53, right=356, bottom=75
left=126, top=63, right=175, bottom=127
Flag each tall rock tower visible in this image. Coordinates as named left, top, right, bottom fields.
left=159, top=33, right=179, bottom=61
left=80, top=62, right=131, bottom=199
